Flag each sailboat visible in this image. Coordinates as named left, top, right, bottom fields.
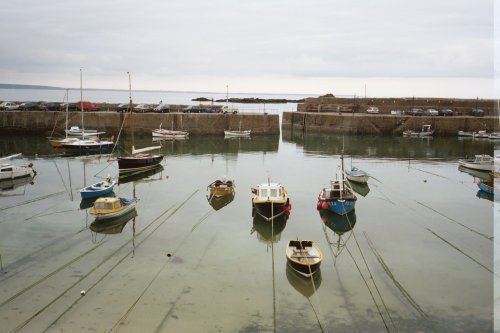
left=118, top=72, right=163, bottom=173
left=61, top=69, right=114, bottom=153
left=47, top=89, right=80, bottom=148
left=224, top=118, right=251, bottom=138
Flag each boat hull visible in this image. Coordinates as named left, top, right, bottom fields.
left=0, top=165, right=34, bottom=180
left=79, top=181, right=116, bottom=199
left=152, top=129, right=189, bottom=139
left=478, top=181, right=494, bottom=195
left=224, top=130, right=251, bottom=138
left=458, top=161, right=493, bottom=172
left=118, top=155, right=163, bottom=173
left=252, top=201, right=287, bottom=220
left=90, top=199, right=138, bottom=221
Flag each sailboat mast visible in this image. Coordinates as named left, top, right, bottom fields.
left=65, top=89, right=69, bottom=138
left=226, top=84, right=229, bottom=108
left=80, top=68, right=84, bottom=137
left=128, top=72, right=134, bottom=150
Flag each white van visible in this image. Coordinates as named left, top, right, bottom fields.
left=366, top=106, right=379, bottom=114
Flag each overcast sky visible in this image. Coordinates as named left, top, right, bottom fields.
left=0, top=0, right=495, bottom=98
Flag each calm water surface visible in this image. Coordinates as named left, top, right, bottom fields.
left=0, top=132, right=496, bottom=332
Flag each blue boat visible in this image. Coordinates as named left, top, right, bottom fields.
left=79, top=177, right=116, bottom=199
left=317, top=156, right=357, bottom=215
left=477, top=180, right=494, bottom=195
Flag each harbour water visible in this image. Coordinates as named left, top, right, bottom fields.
left=0, top=132, right=496, bottom=332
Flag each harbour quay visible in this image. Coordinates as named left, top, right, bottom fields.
left=283, top=95, right=498, bottom=135
left=0, top=110, right=280, bottom=136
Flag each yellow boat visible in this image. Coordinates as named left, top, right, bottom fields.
left=89, top=197, right=138, bottom=221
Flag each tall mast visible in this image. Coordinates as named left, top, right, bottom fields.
left=128, top=71, right=134, bottom=150
left=80, top=68, right=84, bottom=137
left=65, top=89, right=69, bottom=138
left=226, top=84, right=229, bottom=108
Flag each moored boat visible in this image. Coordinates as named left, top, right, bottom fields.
left=61, top=137, right=115, bottom=152
left=66, top=126, right=105, bottom=137
left=0, top=162, right=35, bottom=180
left=251, top=180, right=291, bottom=221
left=345, top=166, right=369, bottom=184
left=458, top=154, right=494, bottom=172
left=152, top=123, right=189, bottom=140
left=224, top=130, right=251, bottom=138
left=79, top=176, right=116, bottom=199
left=403, top=124, right=434, bottom=137
left=207, top=178, right=235, bottom=197
left=89, top=197, right=138, bottom=221
left=90, top=209, right=137, bottom=235
left=286, top=240, right=323, bottom=277
left=477, top=180, right=494, bottom=195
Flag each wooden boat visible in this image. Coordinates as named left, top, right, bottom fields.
left=286, top=240, right=323, bottom=277
left=89, top=197, right=138, bottom=221
left=207, top=191, right=235, bottom=211
left=477, top=181, right=494, bottom=195
left=317, top=155, right=357, bottom=215
left=79, top=176, right=116, bottom=199
left=118, top=73, right=163, bottom=173
left=458, top=154, right=494, bottom=172
left=251, top=180, right=291, bottom=221
left=403, top=124, right=434, bottom=137
left=90, top=209, right=137, bottom=234
left=345, top=166, right=369, bottom=184
left=207, top=178, right=235, bottom=197
left=152, top=123, right=189, bottom=140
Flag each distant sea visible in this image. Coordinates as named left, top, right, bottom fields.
left=0, top=87, right=317, bottom=113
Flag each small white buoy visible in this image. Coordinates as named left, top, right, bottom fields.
left=81, top=290, right=86, bottom=296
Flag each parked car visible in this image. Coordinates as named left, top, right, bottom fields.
left=61, top=102, right=79, bottom=111
left=134, top=104, right=153, bottom=113
left=406, top=108, right=423, bottom=116
left=0, top=101, right=19, bottom=110
left=439, top=109, right=454, bottom=116
left=19, top=102, right=45, bottom=111
left=76, top=101, right=99, bottom=112
left=153, top=101, right=170, bottom=113
left=390, top=110, right=402, bottom=115
left=424, top=108, right=439, bottom=116
left=41, top=102, right=62, bottom=111
left=117, top=103, right=131, bottom=113
left=470, top=108, right=484, bottom=117
left=183, top=105, right=204, bottom=113
left=366, top=106, right=379, bottom=114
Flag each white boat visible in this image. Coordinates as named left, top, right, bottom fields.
left=224, top=130, right=251, bottom=138
left=457, top=130, right=474, bottom=137
left=61, top=136, right=114, bottom=152
left=0, top=162, right=35, bottom=180
left=251, top=180, right=291, bottom=221
left=152, top=123, right=189, bottom=139
left=403, top=124, right=434, bottom=137
left=458, top=154, right=494, bottom=172
left=345, top=167, right=369, bottom=184
left=66, top=126, right=105, bottom=137
left=488, top=132, right=500, bottom=140
left=473, top=130, right=489, bottom=139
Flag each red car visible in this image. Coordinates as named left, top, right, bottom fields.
left=76, top=101, right=100, bottom=111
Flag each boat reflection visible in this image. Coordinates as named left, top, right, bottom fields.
left=476, top=190, right=494, bottom=202
left=207, top=191, right=235, bottom=211
left=251, top=213, right=288, bottom=244
left=90, top=208, right=137, bottom=235
left=118, top=164, right=164, bottom=185
left=286, top=264, right=322, bottom=298
left=80, top=191, right=116, bottom=210
left=458, top=165, right=490, bottom=180
left=347, top=180, right=370, bottom=197
left=0, top=174, right=35, bottom=192
left=319, top=208, right=356, bottom=262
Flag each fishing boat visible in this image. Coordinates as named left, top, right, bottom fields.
left=89, top=197, right=138, bottom=221
left=345, top=166, right=369, bottom=184
left=403, top=124, right=434, bottom=137
left=477, top=180, right=494, bottom=195
left=118, top=72, right=163, bottom=173
left=317, top=155, right=357, bottom=215
left=458, top=154, right=494, bottom=172
left=286, top=240, right=323, bottom=277
left=251, top=180, right=291, bottom=221
left=79, top=176, right=116, bottom=199
left=152, top=122, right=189, bottom=140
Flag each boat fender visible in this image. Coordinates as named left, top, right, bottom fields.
left=321, top=201, right=329, bottom=210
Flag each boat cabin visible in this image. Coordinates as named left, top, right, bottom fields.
left=93, top=197, right=124, bottom=213
left=255, top=183, right=285, bottom=200
left=422, top=125, right=432, bottom=132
